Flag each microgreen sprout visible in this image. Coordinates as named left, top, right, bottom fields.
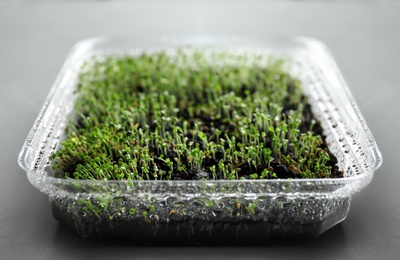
left=50, top=50, right=342, bottom=181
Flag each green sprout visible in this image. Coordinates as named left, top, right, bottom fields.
left=50, top=50, right=342, bottom=181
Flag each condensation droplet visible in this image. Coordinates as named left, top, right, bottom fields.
left=173, top=201, right=186, bottom=208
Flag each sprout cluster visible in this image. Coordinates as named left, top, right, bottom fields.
left=51, top=50, right=341, bottom=180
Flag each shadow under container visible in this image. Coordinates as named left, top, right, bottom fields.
left=18, top=36, right=382, bottom=244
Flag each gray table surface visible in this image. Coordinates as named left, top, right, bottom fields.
left=1, top=0, right=399, bottom=259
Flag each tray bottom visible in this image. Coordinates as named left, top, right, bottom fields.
left=52, top=201, right=350, bottom=245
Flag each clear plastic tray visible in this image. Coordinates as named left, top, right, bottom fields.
left=18, top=36, right=382, bottom=244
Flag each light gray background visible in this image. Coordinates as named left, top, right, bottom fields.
left=1, top=0, right=399, bottom=259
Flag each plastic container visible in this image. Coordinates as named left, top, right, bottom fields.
left=18, top=36, right=382, bottom=244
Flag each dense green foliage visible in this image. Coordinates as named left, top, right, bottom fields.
left=51, top=50, right=340, bottom=180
